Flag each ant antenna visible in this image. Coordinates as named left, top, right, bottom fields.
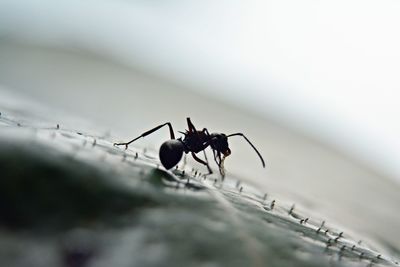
left=227, top=133, right=266, bottom=168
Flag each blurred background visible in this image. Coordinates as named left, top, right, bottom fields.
left=0, top=0, right=399, bottom=251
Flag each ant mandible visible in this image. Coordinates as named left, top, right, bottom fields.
left=114, top=118, right=265, bottom=178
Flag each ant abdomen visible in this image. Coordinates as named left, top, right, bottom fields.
left=159, top=140, right=184, bottom=169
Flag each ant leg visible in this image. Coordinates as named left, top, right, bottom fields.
left=203, top=149, right=209, bottom=165
left=226, top=133, right=265, bottom=167
left=202, top=128, right=211, bottom=136
left=210, top=148, right=225, bottom=180
left=186, top=117, right=197, bottom=132
left=212, top=148, right=218, bottom=166
left=191, top=152, right=213, bottom=175
left=211, top=148, right=219, bottom=166
left=210, top=149, right=224, bottom=179
left=216, top=151, right=226, bottom=178
left=114, top=122, right=175, bottom=149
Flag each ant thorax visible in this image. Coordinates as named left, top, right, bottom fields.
left=181, top=130, right=210, bottom=153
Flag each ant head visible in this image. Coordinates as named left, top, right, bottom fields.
left=210, top=133, right=231, bottom=157
left=159, top=140, right=184, bottom=169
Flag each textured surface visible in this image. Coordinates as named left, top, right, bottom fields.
left=0, top=91, right=399, bottom=267
left=2, top=43, right=400, bottom=251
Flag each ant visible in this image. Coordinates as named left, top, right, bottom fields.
left=114, top=118, right=265, bottom=178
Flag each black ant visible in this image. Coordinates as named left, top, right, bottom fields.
left=114, top=118, right=265, bottom=178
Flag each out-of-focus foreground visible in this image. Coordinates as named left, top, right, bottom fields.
left=0, top=90, right=398, bottom=267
